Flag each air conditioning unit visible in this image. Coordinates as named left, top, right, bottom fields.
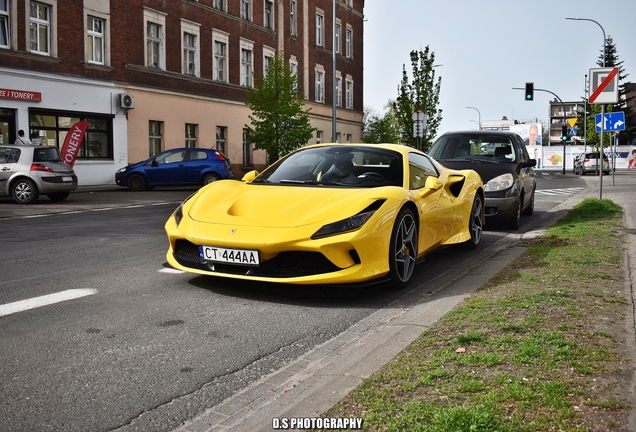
left=117, top=93, right=135, bottom=109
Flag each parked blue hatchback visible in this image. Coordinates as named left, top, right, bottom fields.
left=115, top=148, right=234, bottom=191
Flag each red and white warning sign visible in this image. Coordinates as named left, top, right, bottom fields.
left=589, top=67, right=619, bottom=104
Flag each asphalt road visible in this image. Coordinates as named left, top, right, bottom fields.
left=0, top=173, right=591, bottom=431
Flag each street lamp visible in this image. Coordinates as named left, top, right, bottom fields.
left=466, top=106, right=481, bottom=130
left=566, top=16, right=607, bottom=199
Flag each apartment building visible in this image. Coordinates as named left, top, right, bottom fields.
left=0, top=0, right=364, bottom=185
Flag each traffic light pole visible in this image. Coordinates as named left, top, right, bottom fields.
left=513, top=87, right=567, bottom=174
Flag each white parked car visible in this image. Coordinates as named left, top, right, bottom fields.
left=0, top=145, right=78, bottom=204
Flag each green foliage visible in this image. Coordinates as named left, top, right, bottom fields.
left=362, top=103, right=401, bottom=144
left=245, top=52, right=316, bottom=163
left=393, top=47, right=442, bottom=151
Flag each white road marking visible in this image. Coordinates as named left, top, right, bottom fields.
left=535, top=188, right=584, bottom=196
left=0, top=288, right=97, bottom=317
left=160, top=268, right=185, bottom=274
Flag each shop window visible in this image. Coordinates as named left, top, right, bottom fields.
left=29, top=111, right=113, bottom=159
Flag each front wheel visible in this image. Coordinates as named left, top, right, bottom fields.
left=463, top=194, right=483, bottom=250
left=521, top=188, right=535, bottom=216
left=12, top=178, right=39, bottom=204
left=127, top=174, right=147, bottom=191
left=202, top=173, right=220, bottom=185
left=388, top=207, right=418, bottom=289
left=47, top=192, right=70, bottom=201
left=508, top=198, right=521, bottom=230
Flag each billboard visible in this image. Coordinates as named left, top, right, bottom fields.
left=510, top=123, right=542, bottom=146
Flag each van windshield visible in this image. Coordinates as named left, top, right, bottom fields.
left=429, top=134, right=517, bottom=163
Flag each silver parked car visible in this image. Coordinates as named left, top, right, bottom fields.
left=0, top=145, right=78, bottom=204
left=573, top=152, right=610, bottom=175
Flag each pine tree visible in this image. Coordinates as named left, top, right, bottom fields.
left=392, top=47, right=442, bottom=151
left=245, top=53, right=316, bottom=163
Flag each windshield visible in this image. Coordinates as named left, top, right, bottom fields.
left=254, top=145, right=403, bottom=187
left=429, top=134, right=517, bottom=163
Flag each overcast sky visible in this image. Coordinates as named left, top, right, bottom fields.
left=362, top=0, right=636, bottom=136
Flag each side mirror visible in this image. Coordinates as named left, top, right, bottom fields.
left=151, top=159, right=158, bottom=167
left=418, top=176, right=443, bottom=198
left=241, top=170, right=259, bottom=182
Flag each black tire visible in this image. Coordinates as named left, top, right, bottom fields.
left=127, top=174, right=147, bottom=191
left=463, top=194, right=483, bottom=250
left=12, top=178, right=39, bottom=204
left=47, top=192, right=70, bottom=201
left=521, top=188, right=535, bottom=216
left=203, top=173, right=220, bottom=185
left=508, top=198, right=521, bottom=230
left=388, top=207, right=418, bottom=288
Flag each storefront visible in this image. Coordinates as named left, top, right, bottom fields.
left=0, top=67, right=128, bottom=186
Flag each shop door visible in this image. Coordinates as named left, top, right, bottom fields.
left=0, top=109, right=16, bottom=145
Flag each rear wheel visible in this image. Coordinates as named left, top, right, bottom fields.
left=203, top=173, right=220, bottom=185
left=388, top=207, right=418, bottom=288
left=463, top=194, right=483, bottom=250
left=47, top=192, right=70, bottom=201
left=12, top=178, right=39, bottom=204
left=127, top=174, right=147, bottom=191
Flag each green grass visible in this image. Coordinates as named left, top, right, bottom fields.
left=320, top=198, right=632, bottom=431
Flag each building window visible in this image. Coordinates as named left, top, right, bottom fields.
left=316, top=130, right=323, bottom=143
left=289, top=0, right=296, bottom=36
left=213, top=30, right=229, bottom=82
left=346, top=133, right=352, bottom=143
left=241, top=45, right=253, bottom=87
left=345, top=27, right=352, bottom=58
left=0, top=0, right=9, bottom=48
left=216, top=126, right=227, bottom=154
left=29, top=112, right=113, bottom=159
left=86, top=16, right=104, bottom=64
left=213, top=0, right=224, bottom=11
left=264, top=0, right=273, bottom=30
left=334, top=22, right=340, bottom=54
left=146, top=22, right=162, bottom=68
left=289, top=58, right=298, bottom=90
left=149, top=121, right=163, bottom=156
left=336, top=132, right=341, bottom=143
left=185, top=124, right=197, bottom=148
left=315, top=69, right=324, bottom=103
left=346, top=79, right=353, bottom=109
left=263, top=46, right=275, bottom=76
left=183, top=32, right=196, bottom=75
left=315, top=12, right=323, bottom=46
left=144, top=8, right=166, bottom=69
left=29, top=1, right=50, bottom=55
left=336, top=76, right=342, bottom=107
left=241, top=0, right=251, bottom=21
left=243, top=128, right=252, bottom=167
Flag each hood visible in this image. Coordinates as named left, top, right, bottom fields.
left=439, top=160, right=518, bottom=184
left=188, top=181, right=379, bottom=228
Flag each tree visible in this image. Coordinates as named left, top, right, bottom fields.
left=393, top=47, right=442, bottom=151
left=245, top=53, right=316, bottom=163
left=362, top=102, right=401, bottom=144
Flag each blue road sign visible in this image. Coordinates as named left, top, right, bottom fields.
left=595, top=111, right=626, bottom=132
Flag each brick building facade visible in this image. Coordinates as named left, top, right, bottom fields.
left=0, top=0, right=364, bottom=185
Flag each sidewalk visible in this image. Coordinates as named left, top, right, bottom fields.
left=173, top=172, right=636, bottom=432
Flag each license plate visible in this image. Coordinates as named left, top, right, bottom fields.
left=199, top=245, right=260, bottom=266
left=62, top=176, right=72, bottom=182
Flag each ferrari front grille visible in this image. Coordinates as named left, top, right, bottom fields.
left=173, top=240, right=342, bottom=278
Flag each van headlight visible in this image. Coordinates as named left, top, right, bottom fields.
left=484, top=173, right=514, bottom=191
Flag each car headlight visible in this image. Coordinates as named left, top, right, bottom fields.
left=116, top=167, right=127, bottom=174
left=311, top=210, right=376, bottom=239
left=484, top=173, right=514, bottom=192
left=173, top=202, right=185, bottom=227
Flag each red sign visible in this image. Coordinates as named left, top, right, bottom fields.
left=60, top=121, right=90, bottom=167
left=0, top=88, right=42, bottom=102
left=589, top=67, right=618, bottom=104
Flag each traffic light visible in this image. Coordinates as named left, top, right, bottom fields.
left=561, top=125, right=568, bottom=141
left=525, top=82, right=534, bottom=101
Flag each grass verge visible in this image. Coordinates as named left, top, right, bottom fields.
left=321, top=198, right=633, bottom=431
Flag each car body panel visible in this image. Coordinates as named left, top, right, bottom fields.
left=0, top=145, right=78, bottom=203
left=115, top=148, right=234, bottom=189
left=428, top=131, right=536, bottom=223
left=574, top=152, right=610, bottom=175
left=165, top=143, right=484, bottom=286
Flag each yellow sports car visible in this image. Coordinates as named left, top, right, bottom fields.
left=165, top=143, right=484, bottom=288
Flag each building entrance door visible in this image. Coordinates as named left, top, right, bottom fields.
left=0, top=109, right=16, bottom=145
